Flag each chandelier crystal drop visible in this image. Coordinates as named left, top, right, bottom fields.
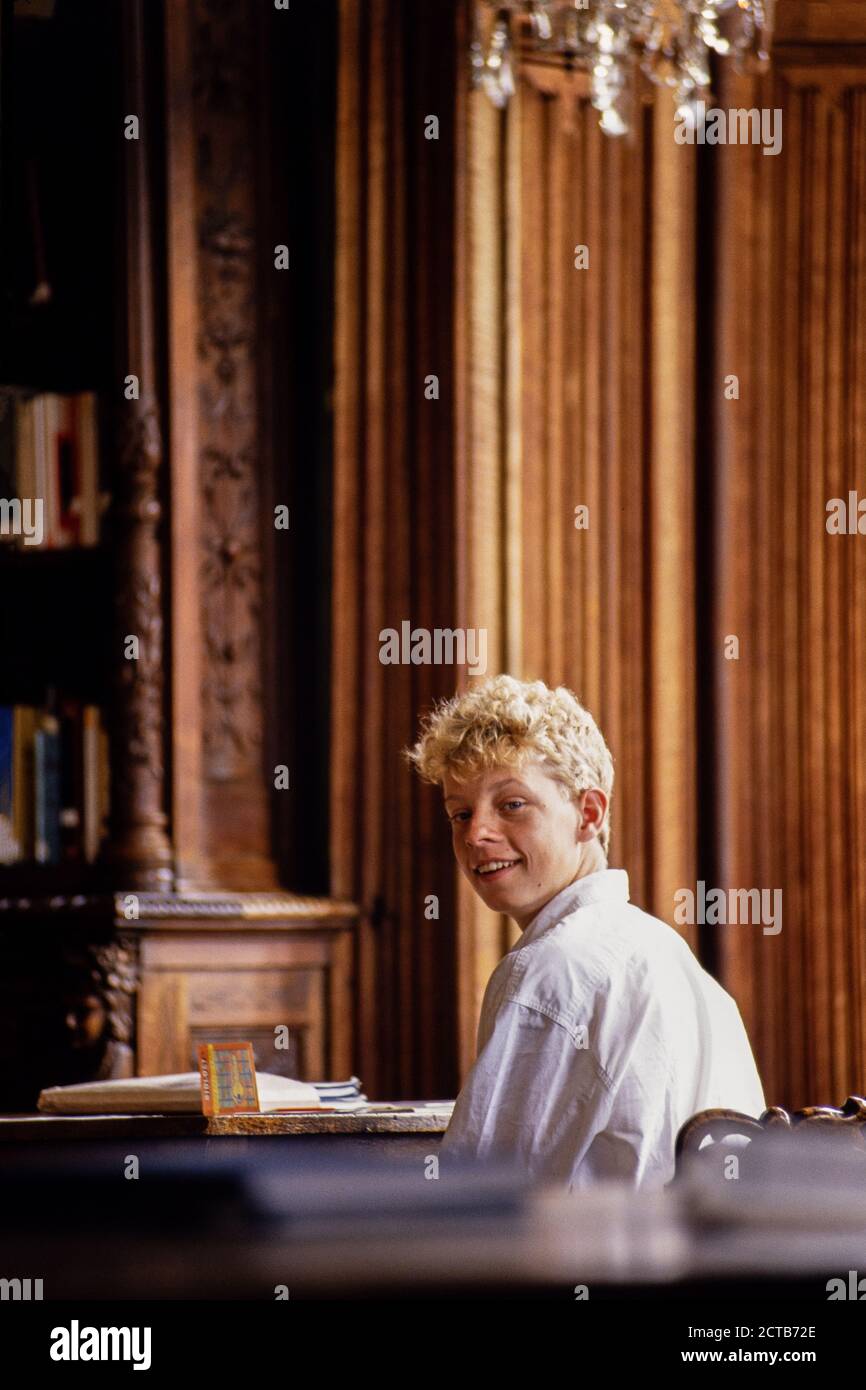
left=470, top=1, right=775, bottom=136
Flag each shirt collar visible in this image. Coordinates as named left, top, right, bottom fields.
left=515, top=868, right=630, bottom=947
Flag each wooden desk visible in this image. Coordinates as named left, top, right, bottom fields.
left=0, top=1104, right=452, bottom=1148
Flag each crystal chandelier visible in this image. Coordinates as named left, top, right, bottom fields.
left=470, top=1, right=775, bottom=136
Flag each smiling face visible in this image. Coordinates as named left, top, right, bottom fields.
left=443, top=757, right=608, bottom=931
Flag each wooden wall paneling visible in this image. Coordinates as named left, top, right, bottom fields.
left=411, top=7, right=465, bottom=1092
left=452, top=5, right=515, bottom=1072
left=712, top=64, right=762, bottom=1057
left=546, top=92, right=567, bottom=679
left=332, top=0, right=460, bottom=1096
left=328, top=927, right=354, bottom=1077
left=822, top=83, right=848, bottom=1104
left=562, top=98, right=584, bottom=698
left=331, top=0, right=363, bottom=908
left=778, top=77, right=807, bottom=1106
left=714, top=35, right=866, bottom=1108
left=138, top=972, right=187, bottom=1074
left=804, top=81, right=832, bottom=1104
left=516, top=78, right=546, bottom=684
left=164, top=0, right=202, bottom=891
left=582, top=113, right=607, bottom=736
left=647, top=96, right=697, bottom=939
left=850, top=90, right=866, bottom=1101
left=360, top=0, right=391, bottom=1094
left=190, top=0, right=276, bottom=889
left=513, top=72, right=688, bottom=920
left=159, top=0, right=278, bottom=890
left=754, top=72, right=784, bottom=1105
left=332, top=0, right=382, bottom=1091
left=109, top=0, right=173, bottom=890
left=137, top=923, right=351, bottom=1078
left=601, top=121, right=623, bottom=864
left=504, top=63, right=524, bottom=692
left=499, top=33, right=525, bottom=966
left=617, top=105, right=650, bottom=897
left=775, top=3, right=866, bottom=46
left=581, top=113, right=603, bottom=718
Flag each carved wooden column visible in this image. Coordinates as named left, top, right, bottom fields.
left=192, top=0, right=274, bottom=887
left=164, top=0, right=279, bottom=891
left=108, top=0, right=173, bottom=890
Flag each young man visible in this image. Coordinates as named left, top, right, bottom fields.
left=404, top=674, right=766, bottom=1190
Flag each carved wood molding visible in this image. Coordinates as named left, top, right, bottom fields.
left=115, top=402, right=166, bottom=779
left=60, top=932, right=140, bottom=1081
left=775, top=1, right=866, bottom=46
left=192, top=0, right=264, bottom=786
left=114, top=891, right=359, bottom=923
left=774, top=60, right=866, bottom=106
left=108, top=0, right=172, bottom=890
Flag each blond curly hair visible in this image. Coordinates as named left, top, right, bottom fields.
left=403, top=674, right=614, bottom=857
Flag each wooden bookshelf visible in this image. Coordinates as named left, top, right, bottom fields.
left=0, top=0, right=356, bottom=1109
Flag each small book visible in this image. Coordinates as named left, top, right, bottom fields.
left=198, top=1041, right=259, bottom=1115
left=33, top=710, right=61, bottom=863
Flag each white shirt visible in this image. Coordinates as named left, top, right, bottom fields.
left=440, top=868, right=766, bottom=1189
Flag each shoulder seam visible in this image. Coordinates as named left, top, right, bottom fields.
left=501, top=995, right=616, bottom=1093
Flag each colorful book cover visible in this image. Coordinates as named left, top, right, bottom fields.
left=54, top=395, right=80, bottom=546
left=59, top=698, right=83, bottom=860
left=198, top=1042, right=261, bottom=1116
left=14, top=397, right=36, bottom=548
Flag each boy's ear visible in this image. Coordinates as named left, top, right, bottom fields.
left=576, top=788, right=608, bottom=840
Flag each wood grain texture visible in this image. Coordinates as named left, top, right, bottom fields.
left=157, top=0, right=280, bottom=889
left=137, top=923, right=352, bottom=1079
left=0, top=1111, right=450, bottom=1139
left=712, top=22, right=866, bottom=1109
left=107, top=0, right=173, bottom=891
left=332, top=0, right=460, bottom=1096
left=331, top=0, right=866, bottom=1110
left=164, top=0, right=203, bottom=892
left=512, top=73, right=696, bottom=929
left=452, top=5, right=516, bottom=1068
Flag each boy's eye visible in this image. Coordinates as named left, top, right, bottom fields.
left=449, top=800, right=526, bottom=822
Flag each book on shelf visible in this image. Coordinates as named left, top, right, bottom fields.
left=0, top=700, right=109, bottom=865
left=0, top=388, right=108, bottom=549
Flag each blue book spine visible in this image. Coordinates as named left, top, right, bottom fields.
left=34, top=717, right=62, bottom=864
left=0, top=706, right=14, bottom=862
